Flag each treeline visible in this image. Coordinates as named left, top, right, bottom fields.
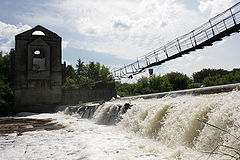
left=1, top=50, right=240, bottom=109
left=116, top=72, right=193, bottom=96
left=0, top=52, right=14, bottom=114
left=193, top=68, right=240, bottom=86
left=63, top=58, right=113, bottom=89
left=116, top=68, right=240, bottom=97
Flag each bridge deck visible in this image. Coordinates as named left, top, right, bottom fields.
left=114, top=2, right=240, bottom=79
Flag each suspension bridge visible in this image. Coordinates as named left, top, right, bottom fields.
left=113, top=2, right=240, bottom=80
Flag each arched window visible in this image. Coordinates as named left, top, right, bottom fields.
left=32, top=30, right=45, bottom=36
left=34, top=50, right=40, bottom=55
left=32, top=49, right=45, bottom=71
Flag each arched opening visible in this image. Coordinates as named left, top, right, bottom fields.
left=34, top=50, right=40, bottom=55
left=32, top=49, right=45, bottom=71
left=32, top=30, right=45, bottom=36
left=33, top=50, right=44, bottom=58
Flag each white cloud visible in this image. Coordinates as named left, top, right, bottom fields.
left=62, top=41, right=69, bottom=49
left=198, top=0, right=236, bottom=17
left=76, top=18, right=103, bottom=37
left=12, top=0, right=240, bottom=77
left=112, top=16, right=131, bottom=31
left=0, top=40, right=14, bottom=53
left=0, top=21, right=31, bottom=52
left=43, top=0, right=205, bottom=60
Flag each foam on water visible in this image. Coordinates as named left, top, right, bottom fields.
left=93, top=101, right=132, bottom=125
left=1, top=91, right=239, bottom=159
left=116, top=91, right=240, bottom=158
left=87, top=91, right=240, bottom=159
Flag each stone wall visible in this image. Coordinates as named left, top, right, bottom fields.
left=10, top=25, right=116, bottom=113
left=62, top=83, right=116, bottom=105
left=12, top=25, right=63, bottom=113
left=14, top=88, right=62, bottom=113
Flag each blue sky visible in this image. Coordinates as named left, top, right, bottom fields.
left=0, top=0, right=240, bottom=81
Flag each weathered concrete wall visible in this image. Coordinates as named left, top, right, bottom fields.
left=14, top=88, right=62, bottom=113
left=10, top=25, right=116, bottom=113
left=62, top=83, right=116, bottom=105
left=12, top=25, right=63, bottom=113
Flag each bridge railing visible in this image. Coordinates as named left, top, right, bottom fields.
left=114, top=2, right=240, bottom=79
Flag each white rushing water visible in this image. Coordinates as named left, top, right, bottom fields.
left=1, top=91, right=240, bottom=160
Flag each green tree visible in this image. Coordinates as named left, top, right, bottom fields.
left=76, top=58, right=85, bottom=80
left=115, top=82, right=138, bottom=97
left=65, top=65, right=76, bottom=80
left=115, top=72, right=192, bottom=97
left=0, top=52, right=14, bottom=114
left=85, top=62, right=100, bottom=81
left=233, top=71, right=240, bottom=83
left=193, top=68, right=229, bottom=83
left=67, top=59, right=113, bottom=88
left=100, top=65, right=113, bottom=82
left=79, top=76, right=94, bottom=88
left=0, top=79, right=14, bottom=109
left=202, top=76, right=218, bottom=86
left=136, top=76, right=150, bottom=94
left=188, top=83, right=200, bottom=89
left=200, top=69, right=240, bottom=87
left=149, top=75, right=172, bottom=92
left=164, top=72, right=190, bottom=90
left=116, top=68, right=240, bottom=97
left=62, top=77, right=78, bottom=89
left=0, top=52, right=11, bottom=83
left=221, top=73, right=235, bottom=84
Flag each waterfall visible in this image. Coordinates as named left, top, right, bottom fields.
left=116, top=91, right=240, bottom=156
left=62, top=91, right=240, bottom=158
left=2, top=91, right=239, bottom=160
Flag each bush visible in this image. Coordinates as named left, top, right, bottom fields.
left=163, top=72, right=191, bottom=91
left=188, top=83, right=200, bottom=89
left=62, top=78, right=78, bottom=89
left=64, top=58, right=113, bottom=89
left=0, top=52, right=14, bottom=115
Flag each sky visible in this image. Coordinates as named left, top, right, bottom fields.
left=0, top=0, right=240, bottom=81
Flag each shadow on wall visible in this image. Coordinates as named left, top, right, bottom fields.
left=62, top=83, right=117, bottom=105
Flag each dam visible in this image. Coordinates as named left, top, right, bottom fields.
left=1, top=88, right=239, bottom=160
left=1, top=2, right=240, bottom=160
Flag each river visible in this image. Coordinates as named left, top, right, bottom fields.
left=1, top=91, right=239, bottom=160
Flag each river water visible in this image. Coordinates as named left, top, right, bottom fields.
left=1, top=91, right=240, bottom=160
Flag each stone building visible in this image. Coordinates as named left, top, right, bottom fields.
left=11, top=25, right=64, bottom=112
left=10, top=25, right=116, bottom=113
